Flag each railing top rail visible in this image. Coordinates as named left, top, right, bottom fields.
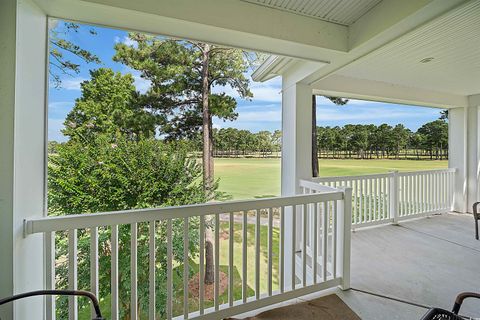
left=25, top=192, right=343, bottom=235
left=398, top=168, right=456, bottom=176
left=312, top=172, right=391, bottom=181
left=312, top=168, right=456, bottom=182
left=299, top=179, right=340, bottom=193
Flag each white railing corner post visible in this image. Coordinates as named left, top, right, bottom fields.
left=389, top=171, right=399, bottom=224
left=451, top=168, right=457, bottom=212
left=337, top=186, right=352, bottom=290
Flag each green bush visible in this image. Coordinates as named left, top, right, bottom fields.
left=48, top=135, right=209, bottom=318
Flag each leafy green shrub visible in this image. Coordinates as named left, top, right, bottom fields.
left=48, top=135, right=209, bottom=318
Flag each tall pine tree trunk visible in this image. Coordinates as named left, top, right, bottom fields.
left=209, top=114, right=214, bottom=187
left=312, top=95, right=319, bottom=177
left=202, top=43, right=213, bottom=199
left=201, top=43, right=215, bottom=285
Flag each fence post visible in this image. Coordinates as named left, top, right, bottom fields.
left=389, top=171, right=399, bottom=224
left=337, top=186, right=352, bottom=290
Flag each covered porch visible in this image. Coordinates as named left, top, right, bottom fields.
left=2, top=0, right=480, bottom=319
left=349, top=213, right=478, bottom=319
left=236, top=213, right=479, bottom=319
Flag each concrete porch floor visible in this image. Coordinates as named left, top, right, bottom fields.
left=345, top=212, right=480, bottom=319
left=236, top=213, right=480, bottom=319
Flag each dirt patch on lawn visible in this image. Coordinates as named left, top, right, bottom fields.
left=188, top=271, right=228, bottom=301
left=220, top=230, right=229, bottom=240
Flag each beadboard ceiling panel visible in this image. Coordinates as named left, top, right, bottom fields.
left=241, top=0, right=383, bottom=25
left=337, top=0, right=480, bottom=96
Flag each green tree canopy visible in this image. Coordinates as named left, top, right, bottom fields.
left=49, top=21, right=101, bottom=87
left=113, top=34, right=252, bottom=139
left=417, top=119, right=448, bottom=159
left=63, top=68, right=159, bottom=141
left=49, top=135, right=209, bottom=318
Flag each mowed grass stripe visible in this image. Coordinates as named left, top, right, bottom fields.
left=215, top=158, right=448, bottom=200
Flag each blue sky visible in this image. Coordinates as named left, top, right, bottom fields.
left=48, top=20, right=444, bottom=142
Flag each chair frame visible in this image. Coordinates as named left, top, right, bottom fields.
left=421, top=292, right=480, bottom=320
left=473, top=202, right=480, bottom=240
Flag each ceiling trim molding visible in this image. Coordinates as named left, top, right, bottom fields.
left=35, top=0, right=348, bottom=61
left=312, top=75, right=468, bottom=108
left=468, top=94, right=480, bottom=107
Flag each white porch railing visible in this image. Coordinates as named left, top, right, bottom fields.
left=301, top=168, right=456, bottom=229
left=25, top=191, right=351, bottom=320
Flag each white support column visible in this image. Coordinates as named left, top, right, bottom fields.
left=0, top=1, right=17, bottom=318
left=449, top=106, right=480, bottom=213
left=0, top=0, right=47, bottom=319
left=281, top=82, right=313, bottom=196
left=281, top=80, right=312, bottom=289
left=449, top=108, right=467, bottom=212
left=466, top=105, right=480, bottom=213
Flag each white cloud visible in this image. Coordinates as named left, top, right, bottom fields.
left=48, top=118, right=67, bottom=142
left=212, top=104, right=281, bottom=132
left=236, top=109, right=281, bottom=122
left=212, top=76, right=281, bottom=103
left=250, top=85, right=281, bottom=102
left=114, top=35, right=137, bottom=47
left=58, top=71, right=150, bottom=93
left=60, top=77, right=87, bottom=91
left=132, top=74, right=151, bottom=94
left=316, top=104, right=436, bottom=122
left=120, top=67, right=151, bottom=93
left=212, top=102, right=282, bottom=132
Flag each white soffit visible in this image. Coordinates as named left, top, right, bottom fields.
left=336, top=0, right=480, bottom=96
left=241, top=0, right=383, bottom=25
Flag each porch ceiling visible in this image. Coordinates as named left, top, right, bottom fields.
left=336, top=0, right=480, bottom=97
left=32, top=0, right=477, bottom=105
left=240, top=0, right=383, bottom=26
left=248, top=0, right=479, bottom=108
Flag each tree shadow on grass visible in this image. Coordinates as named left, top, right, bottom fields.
left=254, top=194, right=277, bottom=199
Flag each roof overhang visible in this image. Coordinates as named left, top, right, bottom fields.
left=32, top=0, right=478, bottom=107
left=251, top=56, right=294, bottom=82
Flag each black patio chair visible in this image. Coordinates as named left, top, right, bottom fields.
left=0, top=289, right=104, bottom=320
left=421, top=292, right=480, bottom=320
left=473, top=202, right=480, bottom=240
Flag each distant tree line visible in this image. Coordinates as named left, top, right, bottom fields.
left=316, top=121, right=448, bottom=160
left=185, top=128, right=282, bottom=157
left=182, top=119, right=448, bottom=160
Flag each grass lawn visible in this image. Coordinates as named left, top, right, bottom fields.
left=173, top=222, right=278, bottom=316
left=215, top=158, right=448, bottom=199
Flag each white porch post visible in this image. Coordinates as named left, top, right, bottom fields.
left=0, top=1, right=17, bottom=317
left=281, top=80, right=312, bottom=288
left=0, top=0, right=47, bottom=319
left=449, top=108, right=467, bottom=212
left=449, top=105, right=480, bottom=213
left=465, top=105, right=480, bottom=213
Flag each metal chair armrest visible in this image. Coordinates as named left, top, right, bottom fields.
left=473, top=202, right=480, bottom=217
left=452, top=292, right=480, bottom=314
